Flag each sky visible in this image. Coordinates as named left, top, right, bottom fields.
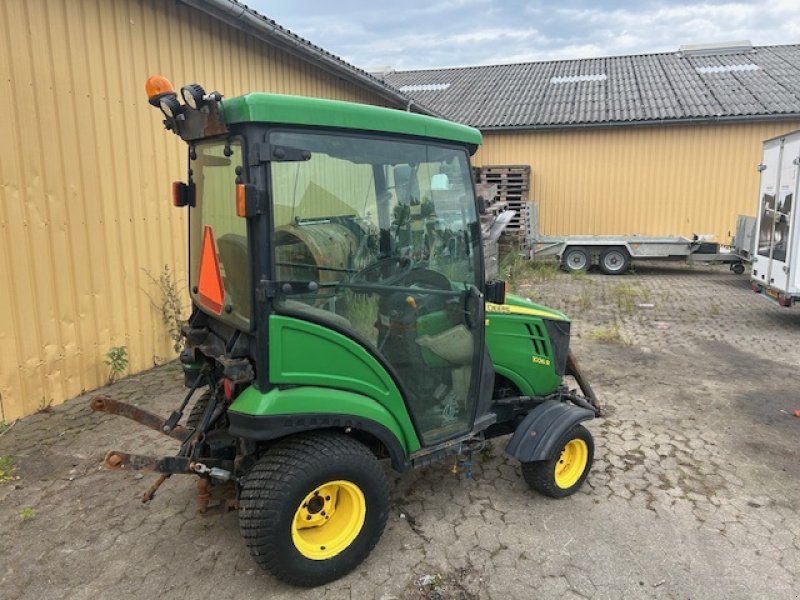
left=247, top=0, right=799, bottom=71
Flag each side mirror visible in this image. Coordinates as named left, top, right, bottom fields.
left=485, top=279, right=506, bottom=304
left=477, top=195, right=487, bottom=215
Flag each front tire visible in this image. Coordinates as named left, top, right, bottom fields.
left=521, top=424, right=594, bottom=498
left=239, top=431, right=390, bottom=587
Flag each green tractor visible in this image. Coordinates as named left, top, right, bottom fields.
left=91, top=76, right=601, bottom=587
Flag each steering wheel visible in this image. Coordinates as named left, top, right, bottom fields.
left=350, top=256, right=414, bottom=286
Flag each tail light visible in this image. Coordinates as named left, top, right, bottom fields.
left=223, top=378, right=235, bottom=400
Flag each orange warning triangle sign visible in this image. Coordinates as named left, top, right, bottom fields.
left=197, top=225, right=225, bottom=315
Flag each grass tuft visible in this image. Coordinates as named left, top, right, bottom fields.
left=0, top=456, right=19, bottom=484
left=588, top=322, right=629, bottom=345
left=499, top=251, right=560, bottom=288
left=611, top=283, right=651, bottom=313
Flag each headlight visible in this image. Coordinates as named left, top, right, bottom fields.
left=159, top=94, right=182, bottom=119
left=181, top=84, right=206, bottom=110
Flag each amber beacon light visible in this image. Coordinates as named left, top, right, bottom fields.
left=145, top=75, right=175, bottom=105
left=146, top=75, right=183, bottom=119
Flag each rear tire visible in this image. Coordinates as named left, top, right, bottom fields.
left=521, top=424, right=594, bottom=498
left=186, top=389, right=212, bottom=430
left=239, top=431, right=390, bottom=587
left=599, top=247, right=631, bottom=275
left=562, top=246, right=590, bottom=273
left=731, top=262, right=745, bottom=275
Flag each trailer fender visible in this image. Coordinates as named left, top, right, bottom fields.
left=505, top=400, right=595, bottom=463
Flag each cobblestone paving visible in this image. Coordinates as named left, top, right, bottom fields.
left=1, top=262, right=799, bottom=599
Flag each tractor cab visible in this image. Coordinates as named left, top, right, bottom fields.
left=89, top=77, right=601, bottom=588
left=188, top=120, right=488, bottom=446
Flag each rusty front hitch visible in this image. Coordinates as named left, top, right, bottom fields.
left=566, top=351, right=602, bottom=415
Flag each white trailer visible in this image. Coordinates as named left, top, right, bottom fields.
left=526, top=203, right=748, bottom=275
left=751, top=130, right=800, bottom=307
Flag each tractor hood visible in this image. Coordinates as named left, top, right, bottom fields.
left=486, top=294, right=569, bottom=322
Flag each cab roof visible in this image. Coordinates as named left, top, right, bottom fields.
left=219, top=93, right=483, bottom=149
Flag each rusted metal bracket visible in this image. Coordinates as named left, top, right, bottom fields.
left=196, top=478, right=239, bottom=517
left=103, top=450, right=233, bottom=475
left=89, top=395, right=192, bottom=441
left=566, top=351, right=602, bottom=415
left=142, top=475, right=169, bottom=504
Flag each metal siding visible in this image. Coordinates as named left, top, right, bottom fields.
left=0, top=0, right=396, bottom=420
left=474, top=120, right=800, bottom=240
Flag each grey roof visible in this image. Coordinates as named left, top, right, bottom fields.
left=186, top=0, right=436, bottom=115
left=383, top=44, right=800, bottom=129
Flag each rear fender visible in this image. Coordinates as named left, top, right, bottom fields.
left=505, top=399, right=594, bottom=463
left=228, top=385, right=412, bottom=471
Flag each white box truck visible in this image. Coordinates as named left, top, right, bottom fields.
left=751, top=130, right=800, bottom=307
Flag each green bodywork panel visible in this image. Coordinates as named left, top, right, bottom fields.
left=237, top=314, right=422, bottom=451
left=229, top=385, right=412, bottom=452
left=219, top=93, right=482, bottom=148
left=484, top=294, right=568, bottom=396
left=502, top=293, right=569, bottom=321
left=226, top=296, right=568, bottom=451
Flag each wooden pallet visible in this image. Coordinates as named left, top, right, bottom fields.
left=475, top=165, right=532, bottom=235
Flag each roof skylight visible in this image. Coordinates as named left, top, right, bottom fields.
left=398, top=83, right=451, bottom=92
left=695, top=64, right=760, bottom=74
left=550, top=74, right=607, bottom=84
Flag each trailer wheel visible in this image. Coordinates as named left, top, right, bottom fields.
left=239, top=431, right=390, bottom=587
left=562, top=246, right=590, bottom=273
left=599, top=247, right=630, bottom=275
left=731, top=262, right=745, bottom=275
left=521, top=424, right=594, bottom=498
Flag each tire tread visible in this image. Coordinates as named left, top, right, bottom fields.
left=238, top=431, right=389, bottom=587
left=521, top=424, right=594, bottom=498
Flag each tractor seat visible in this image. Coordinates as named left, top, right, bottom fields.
left=281, top=299, right=353, bottom=331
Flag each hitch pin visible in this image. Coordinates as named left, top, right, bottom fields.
left=190, top=462, right=233, bottom=482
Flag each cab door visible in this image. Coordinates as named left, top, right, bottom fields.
left=268, top=130, right=486, bottom=445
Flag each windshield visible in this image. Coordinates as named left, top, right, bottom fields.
left=270, top=130, right=482, bottom=444
left=271, top=131, right=481, bottom=291
left=189, top=139, right=250, bottom=329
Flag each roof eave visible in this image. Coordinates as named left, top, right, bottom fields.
left=476, top=113, right=800, bottom=132
left=183, top=0, right=444, bottom=118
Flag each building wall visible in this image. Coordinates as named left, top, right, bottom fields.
left=0, top=0, right=397, bottom=420
left=474, top=120, right=800, bottom=241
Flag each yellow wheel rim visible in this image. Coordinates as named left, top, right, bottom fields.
left=554, top=438, right=588, bottom=489
left=291, top=480, right=366, bottom=560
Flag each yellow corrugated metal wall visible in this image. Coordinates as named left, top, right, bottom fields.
left=474, top=120, right=800, bottom=240
left=0, top=0, right=396, bottom=420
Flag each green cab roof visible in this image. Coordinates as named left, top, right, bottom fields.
left=219, top=93, right=482, bottom=148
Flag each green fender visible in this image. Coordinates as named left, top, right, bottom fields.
left=228, top=385, right=416, bottom=469
left=264, top=315, right=421, bottom=451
